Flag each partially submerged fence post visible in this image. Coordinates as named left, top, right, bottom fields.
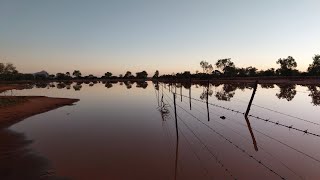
left=206, top=80, right=210, bottom=122
left=244, top=80, right=259, bottom=151
left=245, top=80, right=258, bottom=117
left=173, top=92, right=179, bottom=180
left=189, top=78, right=192, bottom=110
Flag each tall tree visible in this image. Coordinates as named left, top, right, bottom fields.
left=0, top=63, right=18, bottom=75
left=72, top=70, right=82, bottom=78
left=105, top=72, right=112, bottom=78
left=276, top=56, right=298, bottom=76
left=124, top=71, right=132, bottom=78
left=136, top=71, right=148, bottom=79
left=153, top=70, right=159, bottom=79
left=307, top=54, right=320, bottom=76
left=215, top=58, right=237, bottom=77
left=200, top=61, right=213, bottom=73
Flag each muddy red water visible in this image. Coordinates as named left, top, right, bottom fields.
left=1, top=81, right=320, bottom=179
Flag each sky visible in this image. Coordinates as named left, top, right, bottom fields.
left=1, top=0, right=320, bottom=76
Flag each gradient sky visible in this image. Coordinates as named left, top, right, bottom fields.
left=1, top=0, right=320, bottom=76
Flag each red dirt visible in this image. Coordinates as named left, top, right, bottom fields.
left=0, top=96, right=79, bottom=128
left=0, top=84, right=26, bottom=93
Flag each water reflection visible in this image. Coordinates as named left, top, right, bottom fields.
left=276, top=84, right=297, bottom=101
left=20, top=81, right=320, bottom=105
left=3, top=81, right=320, bottom=179
left=215, top=84, right=236, bottom=101
left=0, top=129, right=67, bottom=180
left=308, top=85, right=320, bottom=106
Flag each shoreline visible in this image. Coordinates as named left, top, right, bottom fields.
left=0, top=76, right=319, bottom=85
left=0, top=96, right=79, bottom=128
left=0, top=84, right=27, bottom=93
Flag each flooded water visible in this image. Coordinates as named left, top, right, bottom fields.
left=2, top=81, right=320, bottom=179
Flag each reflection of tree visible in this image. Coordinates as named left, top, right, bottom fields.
left=260, top=84, right=275, bottom=89
left=57, top=83, right=66, bottom=89
left=136, top=81, right=148, bottom=89
left=276, top=84, right=296, bottom=101
left=124, top=81, right=133, bottom=89
left=73, top=84, right=82, bottom=91
left=200, top=87, right=213, bottom=100
left=154, top=82, right=159, bottom=91
left=215, top=84, right=237, bottom=101
left=49, top=83, right=55, bottom=88
left=307, top=86, right=320, bottom=106
left=105, top=82, right=113, bottom=88
left=158, top=95, right=170, bottom=121
left=35, top=83, right=48, bottom=88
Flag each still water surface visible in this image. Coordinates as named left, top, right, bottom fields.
left=5, top=81, right=320, bottom=179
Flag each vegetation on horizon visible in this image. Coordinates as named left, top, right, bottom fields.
left=1, top=55, right=320, bottom=81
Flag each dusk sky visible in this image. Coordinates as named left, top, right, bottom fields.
left=1, top=0, right=319, bottom=76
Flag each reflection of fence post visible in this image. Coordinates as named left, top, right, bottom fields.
left=206, top=80, right=210, bottom=122
left=180, top=86, right=182, bottom=102
left=175, top=82, right=177, bottom=94
left=244, top=116, right=259, bottom=151
left=245, top=80, right=258, bottom=117
left=173, top=92, right=179, bottom=180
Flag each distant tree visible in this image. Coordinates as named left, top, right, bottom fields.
left=307, top=54, right=320, bottom=76
left=215, top=58, right=237, bottom=77
left=72, top=70, right=82, bottom=78
left=87, top=74, right=96, bottom=79
left=258, top=68, right=275, bottom=76
left=237, top=66, right=257, bottom=77
left=124, top=71, right=133, bottom=78
left=0, top=63, right=18, bottom=75
left=119, top=74, right=123, bottom=78
left=153, top=70, right=159, bottom=79
left=49, top=74, right=55, bottom=79
left=136, top=71, right=148, bottom=79
left=276, top=56, right=297, bottom=76
left=200, top=61, right=213, bottom=73
left=34, top=74, right=47, bottom=80
left=66, top=72, right=70, bottom=77
left=56, top=73, right=67, bottom=80
left=105, top=72, right=112, bottom=78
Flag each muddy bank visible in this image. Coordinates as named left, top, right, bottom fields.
left=0, top=96, right=79, bottom=128
left=0, top=84, right=26, bottom=93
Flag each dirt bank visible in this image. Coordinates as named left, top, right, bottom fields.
left=0, top=96, right=79, bottom=128
left=0, top=84, right=26, bottom=93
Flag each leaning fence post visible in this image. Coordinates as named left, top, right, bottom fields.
left=173, top=92, right=179, bottom=180
left=245, top=80, right=258, bottom=117
left=189, top=79, right=192, bottom=110
left=206, top=80, right=210, bottom=121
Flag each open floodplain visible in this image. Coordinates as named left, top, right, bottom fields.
left=1, top=81, right=320, bottom=180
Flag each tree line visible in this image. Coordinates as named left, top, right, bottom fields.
left=159, top=55, right=320, bottom=80
left=0, top=54, right=319, bottom=81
